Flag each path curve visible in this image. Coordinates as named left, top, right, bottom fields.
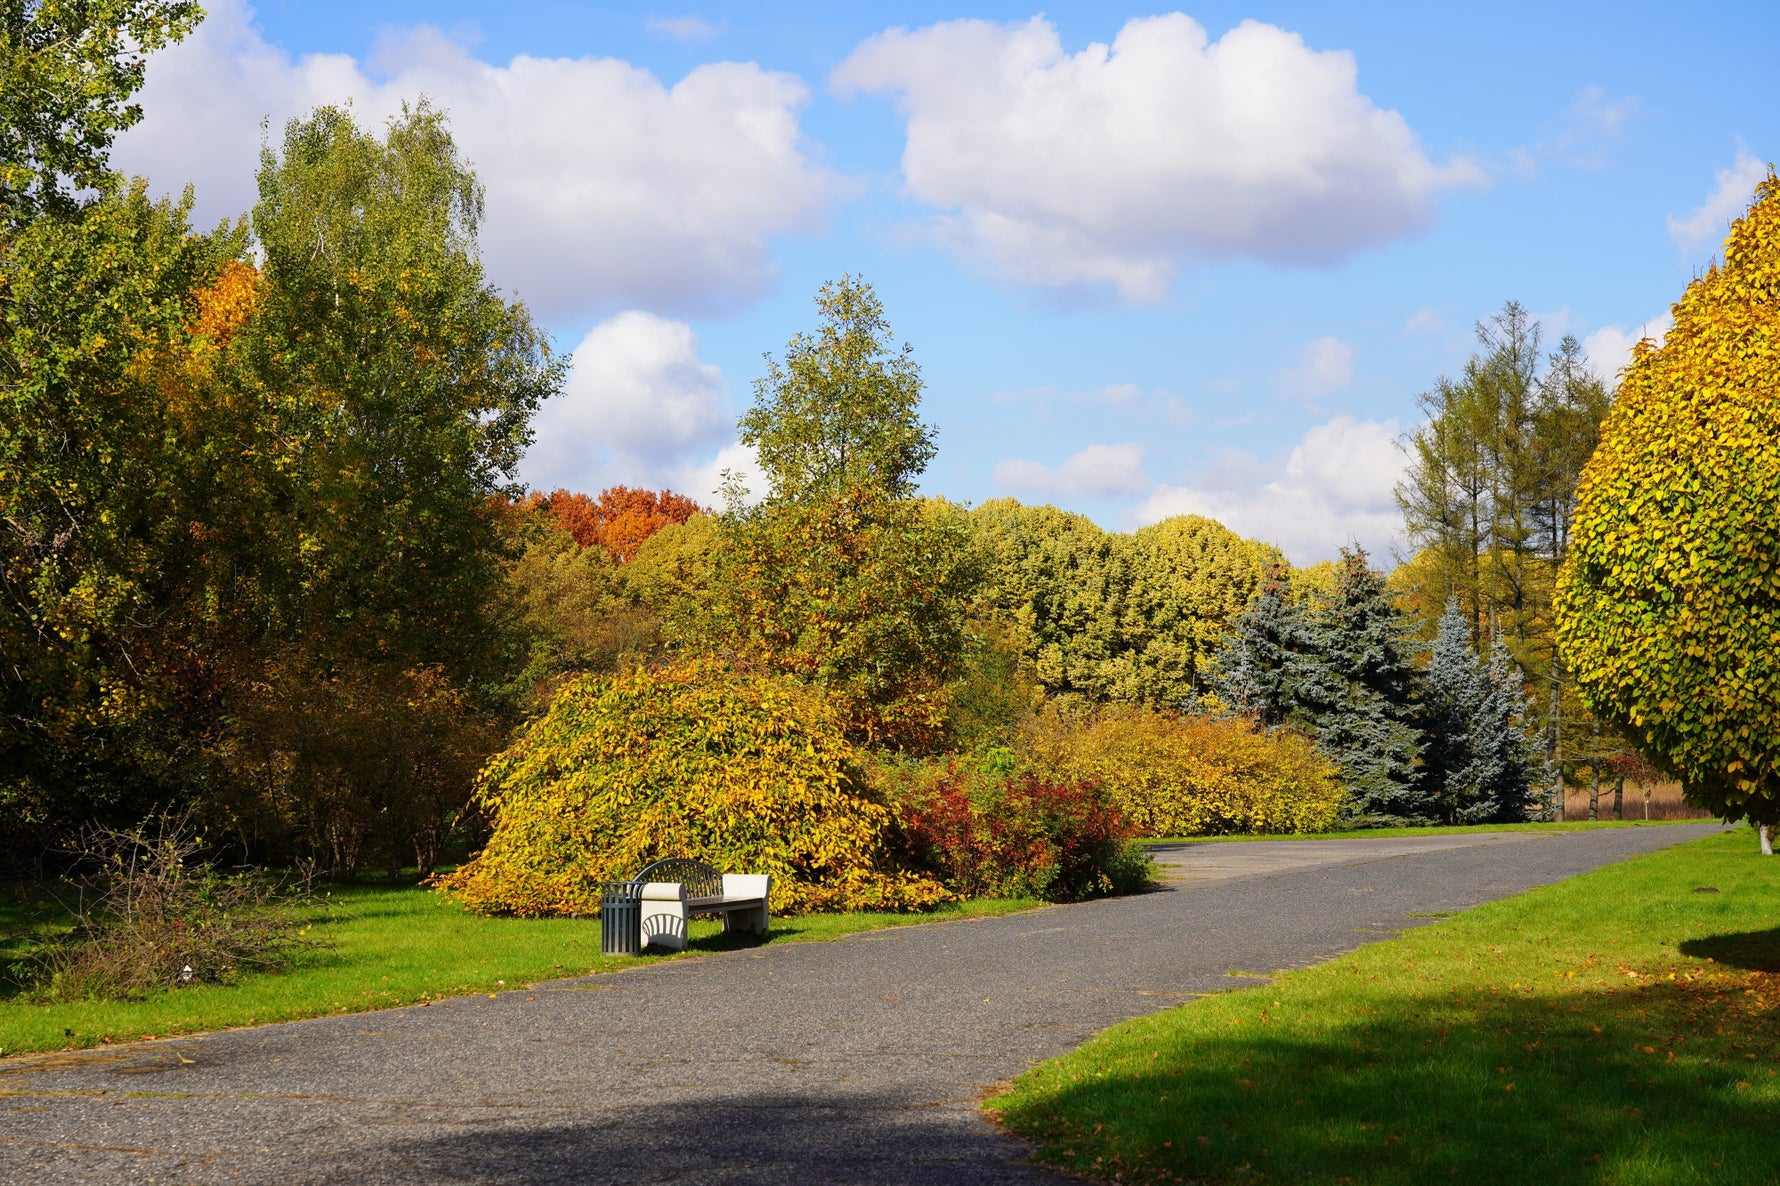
left=0, top=823, right=1723, bottom=1185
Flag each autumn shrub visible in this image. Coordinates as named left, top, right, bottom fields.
left=1021, top=704, right=1344, bottom=836
left=21, top=813, right=326, bottom=1002
left=433, top=662, right=950, bottom=916
left=887, top=763, right=1151, bottom=901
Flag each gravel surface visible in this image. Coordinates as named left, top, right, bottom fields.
left=0, top=823, right=1723, bottom=1185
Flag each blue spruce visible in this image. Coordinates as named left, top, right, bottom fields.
left=1211, top=561, right=1306, bottom=727
left=1421, top=598, right=1542, bottom=823
left=1296, top=548, right=1428, bottom=825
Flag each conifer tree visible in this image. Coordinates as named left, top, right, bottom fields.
left=1420, top=600, right=1541, bottom=823
left=1468, top=633, right=1543, bottom=822
left=1210, top=561, right=1306, bottom=727
left=1296, top=548, right=1427, bottom=823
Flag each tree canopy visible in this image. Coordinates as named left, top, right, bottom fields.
left=1557, top=167, right=1780, bottom=829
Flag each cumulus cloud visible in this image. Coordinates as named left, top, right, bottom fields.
left=1667, top=148, right=1767, bottom=254
left=833, top=14, right=1481, bottom=301
left=111, top=0, right=837, bottom=320
left=522, top=311, right=739, bottom=499
left=1582, top=312, right=1673, bottom=386
left=1133, top=416, right=1404, bottom=564
left=995, top=443, right=1150, bottom=499
left=1280, top=337, right=1356, bottom=399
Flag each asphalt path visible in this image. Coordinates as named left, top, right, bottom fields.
left=0, top=822, right=1725, bottom=1185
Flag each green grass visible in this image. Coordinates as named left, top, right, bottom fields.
left=991, top=827, right=1779, bottom=1185
left=0, top=882, right=1036, bottom=1057
left=1140, top=819, right=1720, bottom=845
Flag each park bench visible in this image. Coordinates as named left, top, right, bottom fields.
left=601, top=858, right=771, bottom=954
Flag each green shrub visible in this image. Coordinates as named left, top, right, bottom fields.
left=434, top=662, right=950, bottom=916
left=1021, top=704, right=1344, bottom=836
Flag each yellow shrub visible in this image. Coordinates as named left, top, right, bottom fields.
left=434, top=662, right=949, bottom=916
left=1022, top=704, right=1343, bottom=836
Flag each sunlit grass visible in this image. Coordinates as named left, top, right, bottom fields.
left=0, top=882, right=1036, bottom=1056
left=992, top=827, right=1778, bottom=1185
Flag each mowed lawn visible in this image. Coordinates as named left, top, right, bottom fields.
left=992, top=827, right=1778, bottom=1186
left=0, top=883, right=1035, bottom=1056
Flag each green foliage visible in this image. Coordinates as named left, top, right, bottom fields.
left=694, top=280, right=974, bottom=748
left=734, top=273, right=934, bottom=505
left=1020, top=703, right=1344, bottom=837
left=0, top=0, right=201, bottom=222
left=436, top=662, right=950, bottom=916
left=967, top=499, right=1276, bottom=708
left=1557, top=168, right=1780, bottom=828
left=1294, top=548, right=1427, bottom=824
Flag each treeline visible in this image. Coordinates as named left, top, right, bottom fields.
left=2, top=6, right=1628, bottom=885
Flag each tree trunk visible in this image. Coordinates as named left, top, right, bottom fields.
left=1588, top=765, right=1600, bottom=821
left=1761, top=825, right=1773, bottom=857
left=1612, top=776, right=1624, bottom=821
left=1643, top=784, right=1651, bottom=821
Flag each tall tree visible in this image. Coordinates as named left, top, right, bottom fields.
left=1557, top=168, right=1780, bottom=849
left=1422, top=599, right=1541, bottom=824
left=696, top=276, right=973, bottom=748
left=1210, top=561, right=1309, bottom=728
left=1295, top=548, right=1427, bottom=824
left=1396, top=300, right=1616, bottom=814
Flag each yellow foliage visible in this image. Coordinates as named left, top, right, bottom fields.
left=1020, top=704, right=1344, bottom=836
left=435, top=662, right=950, bottom=916
left=1556, top=167, right=1780, bottom=825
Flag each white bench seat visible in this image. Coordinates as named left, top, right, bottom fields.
left=638, top=871, right=771, bottom=952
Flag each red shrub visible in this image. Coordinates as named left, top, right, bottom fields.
left=895, top=768, right=1150, bottom=901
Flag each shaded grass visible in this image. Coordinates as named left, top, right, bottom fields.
left=1141, top=819, right=1724, bottom=845
left=991, top=828, right=1779, bottom=1185
left=0, top=882, right=1035, bottom=1056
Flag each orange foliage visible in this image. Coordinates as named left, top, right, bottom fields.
left=529, top=486, right=703, bottom=563
left=187, top=261, right=260, bottom=350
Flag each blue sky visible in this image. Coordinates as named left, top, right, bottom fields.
left=113, top=1, right=1779, bottom=562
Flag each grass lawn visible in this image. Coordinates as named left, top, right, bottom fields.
left=0, top=882, right=1036, bottom=1057
left=1141, top=819, right=1719, bottom=845
left=991, top=826, right=1778, bottom=1186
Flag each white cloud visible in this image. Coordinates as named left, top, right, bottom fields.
left=1544, top=86, right=1638, bottom=169
left=995, top=443, right=1150, bottom=499
left=647, top=15, right=724, bottom=42
left=1582, top=312, right=1673, bottom=386
left=1280, top=336, right=1355, bottom=399
left=833, top=14, right=1481, bottom=302
left=1668, top=148, right=1766, bottom=253
left=522, top=311, right=735, bottom=497
left=112, top=0, right=837, bottom=319
left=1133, top=416, right=1404, bottom=564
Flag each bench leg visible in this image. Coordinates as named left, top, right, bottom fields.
left=640, top=901, right=688, bottom=952
left=721, top=904, right=769, bottom=936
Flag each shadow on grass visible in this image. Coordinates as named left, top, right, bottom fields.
left=1679, top=927, right=1780, bottom=972
left=997, top=979, right=1779, bottom=1186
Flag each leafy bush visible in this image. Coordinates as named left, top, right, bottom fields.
left=881, top=760, right=1151, bottom=901
left=434, top=662, right=950, bottom=916
left=1021, top=704, right=1344, bottom=836
left=21, top=813, right=325, bottom=1002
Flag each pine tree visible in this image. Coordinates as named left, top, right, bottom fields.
left=1296, top=548, right=1428, bottom=824
left=1210, top=561, right=1305, bottom=726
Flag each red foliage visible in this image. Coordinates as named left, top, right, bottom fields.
left=525, top=486, right=704, bottom=563
left=898, top=770, right=1141, bottom=901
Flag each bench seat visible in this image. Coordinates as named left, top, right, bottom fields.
left=637, top=870, right=771, bottom=951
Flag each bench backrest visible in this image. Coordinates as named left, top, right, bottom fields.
left=633, top=857, right=723, bottom=899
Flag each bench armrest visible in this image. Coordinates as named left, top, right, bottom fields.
left=721, top=873, right=770, bottom=901
left=639, top=881, right=687, bottom=902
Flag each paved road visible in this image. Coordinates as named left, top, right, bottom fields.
left=0, top=823, right=1724, bottom=1185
